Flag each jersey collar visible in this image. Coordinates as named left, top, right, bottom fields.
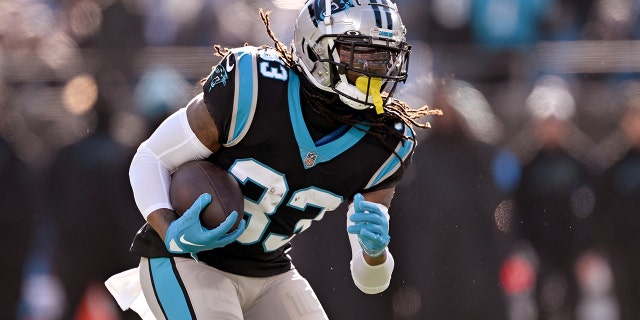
left=288, top=70, right=370, bottom=169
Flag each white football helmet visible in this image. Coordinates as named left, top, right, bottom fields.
left=293, top=0, right=410, bottom=112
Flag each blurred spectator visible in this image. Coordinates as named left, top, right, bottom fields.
left=509, top=75, right=600, bottom=319
left=386, top=78, right=512, bottom=319
left=470, top=0, right=555, bottom=50
left=545, top=0, right=595, bottom=41
left=400, top=0, right=473, bottom=44
left=37, top=7, right=148, bottom=317
left=594, top=81, right=640, bottom=320
left=0, top=136, right=37, bottom=319
left=44, top=92, right=144, bottom=320
left=136, top=0, right=207, bottom=46
left=582, top=0, right=640, bottom=40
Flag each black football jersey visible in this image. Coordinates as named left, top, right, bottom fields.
left=131, top=46, right=415, bottom=277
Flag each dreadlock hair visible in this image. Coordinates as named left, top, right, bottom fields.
left=203, top=9, right=442, bottom=164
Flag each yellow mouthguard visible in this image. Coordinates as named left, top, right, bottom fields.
left=355, top=76, right=383, bottom=114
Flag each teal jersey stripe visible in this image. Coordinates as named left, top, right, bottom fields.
left=226, top=47, right=258, bottom=146
left=149, top=258, right=193, bottom=320
left=288, top=70, right=369, bottom=169
left=365, top=124, right=415, bottom=189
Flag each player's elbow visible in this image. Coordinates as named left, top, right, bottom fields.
left=129, top=143, right=160, bottom=183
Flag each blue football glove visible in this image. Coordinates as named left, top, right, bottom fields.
left=347, top=193, right=390, bottom=257
left=165, top=193, right=246, bottom=259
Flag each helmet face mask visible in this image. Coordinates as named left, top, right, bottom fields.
left=333, top=33, right=409, bottom=82
left=293, top=0, right=411, bottom=111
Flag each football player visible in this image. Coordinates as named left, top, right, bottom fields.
left=107, top=0, right=439, bottom=319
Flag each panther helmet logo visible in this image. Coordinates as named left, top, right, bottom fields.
left=314, top=0, right=354, bottom=21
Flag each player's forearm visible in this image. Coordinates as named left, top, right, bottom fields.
left=147, top=208, right=178, bottom=241
left=363, top=250, right=387, bottom=265
left=346, top=193, right=394, bottom=293
left=348, top=228, right=394, bottom=293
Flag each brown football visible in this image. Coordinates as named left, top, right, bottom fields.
left=170, top=160, right=244, bottom=230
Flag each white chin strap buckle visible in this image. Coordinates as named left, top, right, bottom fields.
left=335, top=81, right=370, bottom=110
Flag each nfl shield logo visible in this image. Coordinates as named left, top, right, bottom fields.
left=304, top=152, right=318, bottom=168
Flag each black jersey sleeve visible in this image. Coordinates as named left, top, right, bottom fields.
left=201, top=46, right=260, bottom=147
left=363, top=122, right=416, bottom=191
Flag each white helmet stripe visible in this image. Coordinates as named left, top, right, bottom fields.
left=324, top=0, right=332, bottom=30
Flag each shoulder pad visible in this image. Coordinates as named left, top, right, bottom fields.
left=365, top=122, right=415, bottom=189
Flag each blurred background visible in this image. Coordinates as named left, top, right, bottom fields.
left=2, top=0, right=640, bottom=319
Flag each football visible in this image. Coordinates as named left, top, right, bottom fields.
left=170, top=160, right=244, bottom=230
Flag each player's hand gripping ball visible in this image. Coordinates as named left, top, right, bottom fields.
left=170, top=161, right=244, bottom=230
left=165, top=161, right=246, bottom=256
left=347, top=193, right=390, bottom=257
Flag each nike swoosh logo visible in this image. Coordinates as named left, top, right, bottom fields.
left=226, top=58, right=235, bottom=72
left=180, top=235, right=205, bottom=246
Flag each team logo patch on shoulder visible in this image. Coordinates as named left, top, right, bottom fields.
left=207, top=64, right=229, bottom=92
